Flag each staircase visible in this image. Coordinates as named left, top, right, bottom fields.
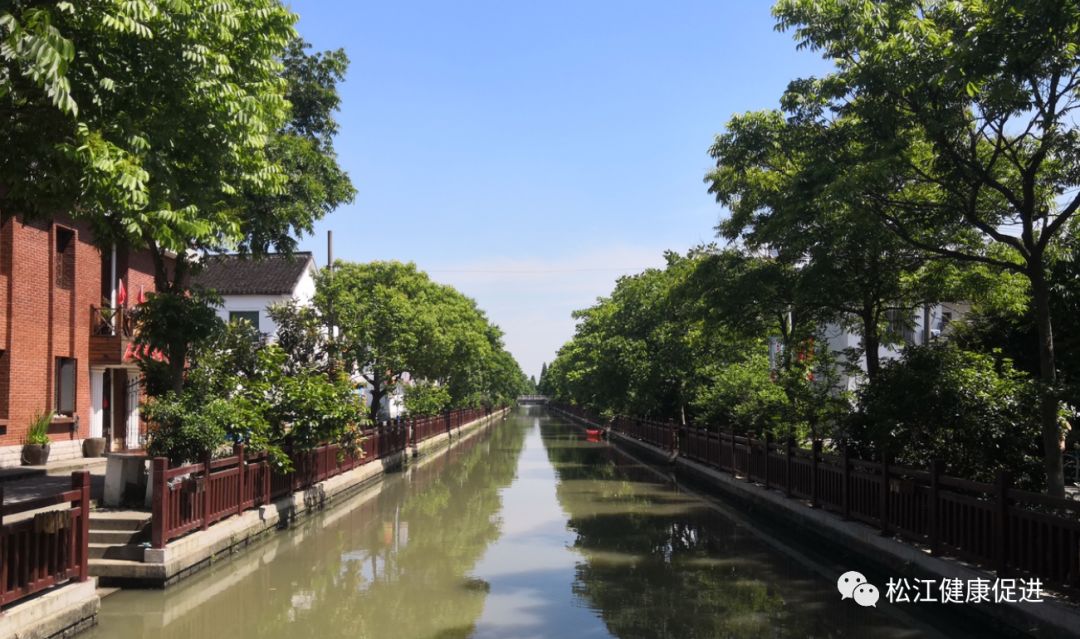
left=88, top=511, right=150, bottom=565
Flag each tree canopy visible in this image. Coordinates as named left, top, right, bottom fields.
left=316, top=260, right=528, bottom=422
left=2, top=1, right=356, bottom=394
left=544, top=0, right=1080, bottom=494
left=765, top=0, right=1080, bottom=495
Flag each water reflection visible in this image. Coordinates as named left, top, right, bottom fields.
left=88, top=420, right=525, bottom=639
left=88, top=408, right=1002, bottom=639
left=541, top=413, right=1002, bottom=639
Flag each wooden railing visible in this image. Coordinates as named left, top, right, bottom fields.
left=90, top=305, right=136, bottom=338
left=152, top=406, right=501, bottom=548
left=407, top=407, right=489, bottom=445
left=612, top=415, right=676, bottom=451
left=0, top=472, right=91, bottom=609
left=553, top=404, right=1080, bottom=591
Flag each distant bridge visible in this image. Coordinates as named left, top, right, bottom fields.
left=517, top=395, right=549, bottom=405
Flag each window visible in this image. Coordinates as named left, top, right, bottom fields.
left=55, top=357, right=76, bottom=416
left=54, top=226, right=75, bottom=290
left=886, top=309, right=916, bottom=345
left=933, top=311, right=954, bottom=339
left=229, top=311, right=260, bottom=329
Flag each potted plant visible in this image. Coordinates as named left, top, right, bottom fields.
left=83, top=433, right=107, bottom=458
left=21, top=411, right=52, bottom=466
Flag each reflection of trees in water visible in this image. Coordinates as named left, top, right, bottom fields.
left=541, top=419, right=888, bottom=639
left=136, top=421, right=527, bottom=639
left=289, top=423, right=527, bottom=639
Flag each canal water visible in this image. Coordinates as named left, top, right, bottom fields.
left=87, top=406, right=1006, bottom=638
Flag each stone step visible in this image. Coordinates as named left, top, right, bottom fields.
left=89, top=542, right=144, bottom=561
left=89, top=558, right=161, bottom=581
left=90, top=528, right=148, bottom=545
left=89, top=511, right=151, bottom=531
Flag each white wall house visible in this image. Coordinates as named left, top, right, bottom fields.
left=195, top=252, right=414, bottom=421
left=822, top=302, right=971, bottom=391
left=194, top=252, right=317, bottom=341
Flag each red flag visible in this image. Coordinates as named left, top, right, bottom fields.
left=116, top=279, right=127, bottom=306
left=136, top=285, right=147, bottom=305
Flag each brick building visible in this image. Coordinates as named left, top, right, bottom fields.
left=0, top=214, right=161, bottom=467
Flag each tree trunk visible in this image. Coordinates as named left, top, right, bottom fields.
left=1030, top=264, right=1066, bottom=497
left=149, top=248, right=189, bottom=394
left=368, top=378, right=385, bottom=424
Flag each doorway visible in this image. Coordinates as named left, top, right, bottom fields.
left=91, top=367, right=143, bottom=452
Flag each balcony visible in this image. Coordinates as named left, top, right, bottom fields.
left=89, top=306, right=136, bottom=366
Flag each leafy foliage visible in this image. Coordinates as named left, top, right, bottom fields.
left=852, top=343, right=1044, bottom=489
left=543, top=249, right=850, bottom=441
left=3, top=3, right=355, bottom=399
left=316, top=261, right=528, bottom=422
left=403, top=381, right=451, bottom=417
left=23, top=410, right=52, bottom=446
left=769, top=0, right=1080, bottom=494
left=144, top=319, right=364, bottom=467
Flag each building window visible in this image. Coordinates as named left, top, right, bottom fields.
left=229, top=311, right=260, bottom=329
left=886, top=309, right=916, bottom=345
left=934, top=311, right=954, bottom=338
left=54, top=226, right=75, bottom=290
left=55, top=357, right=76, bottom=416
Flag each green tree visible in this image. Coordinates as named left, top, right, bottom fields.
left=403, top=381, right=451, bottom=416
left=318, top=261, right=525, bottom=421
left=853, top=342, right=1043, bottom=488
left=144, top=319, right=364, bottom=467
left=318, top=261, right=441, bottom=422
left=545, top=256, right=700, bottom=421
left=706, top=110, right=934, bottom=385
left=2, top=2, right=354, bottom=393
left=773, top=0, right=1080, bottom=494
left=538, top=362, right=549, bottom=394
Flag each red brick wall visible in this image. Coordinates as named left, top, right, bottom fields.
left=0, top=214, right=160, bottom=448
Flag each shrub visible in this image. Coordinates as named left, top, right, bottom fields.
left=144, top=320, right=365, bottom=468
left=692, top=356, right=790, bottom=437
left=851, top=343, right=1044, bottom=488
left=403, top=381, right=451, bottom=416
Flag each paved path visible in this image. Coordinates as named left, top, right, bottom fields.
left=1, top=460, right=107, bottom=506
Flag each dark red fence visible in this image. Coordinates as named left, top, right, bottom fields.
left=611, top=415, right=676, bottom=451
left=410, top=407, right=490, bottom=446
left=553, top=403, right=1080, bottom=591
left=153, top=406, right=501, bottom=548
left=0, top=472, right=91, bottom=609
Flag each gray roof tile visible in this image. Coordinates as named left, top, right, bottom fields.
left=193, top=253, right=314, bottom=295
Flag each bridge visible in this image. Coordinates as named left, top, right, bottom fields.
left=516, top=395, right=549, bottom=405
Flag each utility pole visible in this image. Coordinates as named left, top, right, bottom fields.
left=326, top=230, right=337, bottom=375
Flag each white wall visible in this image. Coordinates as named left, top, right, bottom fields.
left=355, top=372, right=411, bottom=420
left=291, top=266, right=316, bottom=306
left=823, top=302, right=971, bottom=392
left=216, top=293, right=291, bottom=337
left=214, top=259, right=318, bottom=340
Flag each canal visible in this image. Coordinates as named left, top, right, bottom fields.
left=87, top=406, right=1006, bottom=638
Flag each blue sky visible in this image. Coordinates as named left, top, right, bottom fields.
left=289, top=0, right=833, bottom=379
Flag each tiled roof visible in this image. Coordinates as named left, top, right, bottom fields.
left=193, top=252, right=314, bottom=295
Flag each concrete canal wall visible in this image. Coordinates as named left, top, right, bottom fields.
left=95, top=408, right=509, bottom=588
left=550, top=405, right=1080, bottom=639
left=0, top=579, right=100, bottom=639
